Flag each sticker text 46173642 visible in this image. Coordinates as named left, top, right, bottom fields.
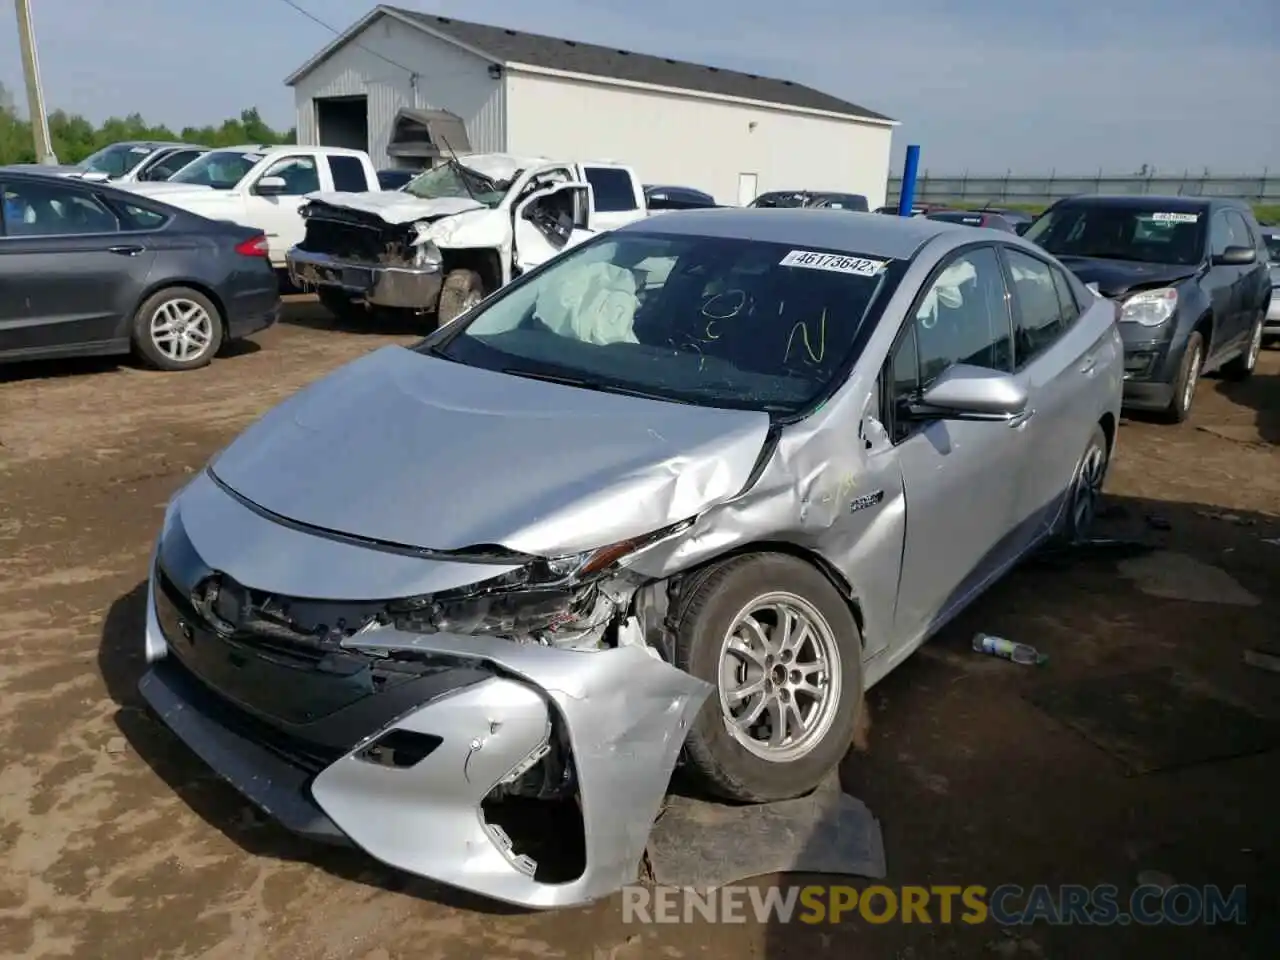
left=780, top=250, right=889, bottom=277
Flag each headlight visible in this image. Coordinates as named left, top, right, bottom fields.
left=411, top=236, right=442, bottom=269
left=1119, top=287, right=1178, bottom=326
left=385, top=519, right=694, bottom=641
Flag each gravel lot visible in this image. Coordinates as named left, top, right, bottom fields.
left=1, top=298, right=1277, bottom=959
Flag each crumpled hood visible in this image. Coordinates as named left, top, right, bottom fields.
left=1056, top=256, right=1199, bottom=299
left=208, top=345, right=771, bottom=558
left=304, top=191, right=486, bottom=225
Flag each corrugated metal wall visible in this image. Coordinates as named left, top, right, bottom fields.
left=504, top=71, right=894, bottom=209
left=292, top=13, right=505, bottom=165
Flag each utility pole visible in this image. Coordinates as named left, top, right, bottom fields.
left=13, top=0, right=58, bottom=164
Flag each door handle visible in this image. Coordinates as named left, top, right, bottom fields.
left=1008, top=407, right=1036, bottom=428
left=107, top=244, right=144, bottom=256
left=1079, top=355, right=1098, bottom=375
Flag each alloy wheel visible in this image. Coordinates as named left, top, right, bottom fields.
left=150, top=298, right=214, bottom=363
left=717, top=592, right=843, bottom=763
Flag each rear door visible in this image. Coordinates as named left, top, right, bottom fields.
left=882, top=245, right=1028, bottom=643
left=0, top=178, right=156, bottom=357
left=1001, top=245, right=1111, bottom=538
left=580, top=165, right=645, bottom=230
left=512, top=183, right=594, bottom=274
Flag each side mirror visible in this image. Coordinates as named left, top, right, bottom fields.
left=1212, top=245, right=1256, bottom=266
left=908, top=364, right=1028, bottom=422
left=255, top=175, right=287, bottom=196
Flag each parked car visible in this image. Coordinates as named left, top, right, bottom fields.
left=376, top=168, right=417, bottom=191
left=924, top=210, right=1018, bottom=233
left=139, top=208, right=1121, bottom=908
left=983, top=208, right=1035, bottom=234
left=287, top=155, right=648, bottom=326
left=121, top=145, right=383, bottom=270
left=750, top=190, right=869, bottom=212
left=1262, top=226, right=1280, bottom=344
left=5, top=142, right=210, bottom=184
left=644, top=184, right=718, bottom=210
left=1023, top=195, right=1271, bottom=421
left=874, top=203, right=945, bottom=217
left=0, top=170, right=279, bottom=370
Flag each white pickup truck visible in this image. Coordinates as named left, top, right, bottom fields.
left=285, top=154, right=648, bottom=326
left=121, top=144, right=381, bottom=269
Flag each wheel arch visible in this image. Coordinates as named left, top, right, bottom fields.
left=652, top=541, right=867, bottom=651
left=122, top=277, right=227, bottom=338
left=440, top=248, right=503, bottom=295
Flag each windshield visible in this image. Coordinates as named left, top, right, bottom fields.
left=1265, top=234, right=1280, bottom=262
left=169, top=150, right=263, bottom=189
left=78, top=144, right=154, bottom=177
left=1024, top=204, right=1206, bottom=266
left=404, top=162, right=508, bottom=207
left=424, top=231, right=893, bottom=415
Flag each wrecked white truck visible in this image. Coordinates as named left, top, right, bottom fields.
left=286, top=154, right=649, bottom=327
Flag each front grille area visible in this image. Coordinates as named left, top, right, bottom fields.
left=157, top=655, right=344, bottom=775
left=299, top=217, right=391, bottom=264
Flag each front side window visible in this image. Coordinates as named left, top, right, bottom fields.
left=170, top=150, right=263, bottom=189
left=583, top=167, right=639, bottom=212
left=1, top=181, right=119, bottom=236
left=1264, top=233, right=1280, bottom=263
left=425, top=232, right=895, bottom=415
left=1224, top=210, right=1254, bottom=251
left=78, top=143, right=153, bottom=178
left=257, top=156, right=320, bottom=195
left=404, top=161, right=508, bottom=208
left=143, top=149, right=203, bottom=181
left=912, top=247, right=1014, bottom=387
left=1023, top=204, right=1206, bottom=266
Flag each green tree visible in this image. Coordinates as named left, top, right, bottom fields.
left=0, top=86, right=295, bottom=165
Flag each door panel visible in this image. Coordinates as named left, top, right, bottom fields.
left=1, top=181, right=155, bottom=355
left=242, top=154, right=326, bottom=265
left=883, top=245, right=1026, bottom=641
left=513, top=183, right=594, bottom=273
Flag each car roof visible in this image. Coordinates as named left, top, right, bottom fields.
left=1052, top=194, right=1216, bottom=211
left=618, top=207, right=959, bottom=260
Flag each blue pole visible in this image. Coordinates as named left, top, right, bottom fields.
left=897, top=144, right=921, bottom=216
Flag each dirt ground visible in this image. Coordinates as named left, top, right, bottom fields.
left=1, top=299, right=1277, bottom=959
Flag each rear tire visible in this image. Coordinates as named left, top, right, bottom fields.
left=672, top=554, right=863, bottom=803
left=1050, top=424, right=1109, bottom=545
left=131, top=286, right=224, bottom=372
left=317, top=289, right=367, bottom=325
left=1222, top=315, right=1263, bottom=381
left=436, top=269, right=486, bottom=327
left=1162, top=331, right=1204, bottom=423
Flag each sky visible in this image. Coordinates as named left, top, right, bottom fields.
left=1, top=0, right=1277, bottom=174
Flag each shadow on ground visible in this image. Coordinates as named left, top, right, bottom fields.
left=1215, top=366, right=1280, bottom=446
left=96, top=582, right=527, bottom=917
left=278, top=295, right=432, bottom=338
left=761, top=492, right=1278, bottom=959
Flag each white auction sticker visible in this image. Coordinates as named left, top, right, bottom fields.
left=779, top=250, right=888, bottom=276
left=1150, top=212, right=1199, bottom=223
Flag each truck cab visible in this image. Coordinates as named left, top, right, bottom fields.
left=286, top=154, right=648, bottom=327
left=121, top=145, right=381, bottom=269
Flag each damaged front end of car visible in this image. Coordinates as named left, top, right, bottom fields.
left=138, top=475, right=711, bottom=907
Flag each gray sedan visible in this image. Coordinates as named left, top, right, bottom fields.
left=138, top=209, right=1123, bottom=907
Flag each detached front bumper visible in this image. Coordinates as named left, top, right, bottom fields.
left=286, top=247, right=442, bottom=311
left=138, top=482, right=711, bottom=908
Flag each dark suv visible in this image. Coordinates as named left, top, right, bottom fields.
left=1022, top=196, right=1271, bottom=421
left=749, top=191, right=869, bottom=212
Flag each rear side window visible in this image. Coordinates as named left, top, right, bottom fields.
left=583, top=167, right=638, bottom=212
left=1004, top=248, right=1067, bottom=367
left=1050, top=263, right=1080, bottom=326
left=328, top=155, right=370, bottom=192
left=112, top=200, right=169, bottom=231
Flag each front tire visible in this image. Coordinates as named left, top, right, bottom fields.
left=673, top=554, right=863, bottom=803
left=131, top=287, right=224, bottom=371
left=436, top=268, right=486, bottom=326
left=1162, top=331, right=1204, bottom=423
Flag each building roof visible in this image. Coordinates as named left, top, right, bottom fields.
left=286, top=5, right=893, bottom=123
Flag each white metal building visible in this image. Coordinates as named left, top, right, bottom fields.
left=285, top=5, right=898, bottom=207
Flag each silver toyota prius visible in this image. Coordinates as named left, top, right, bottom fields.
left=139, top=208, right=1123, bottom=908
